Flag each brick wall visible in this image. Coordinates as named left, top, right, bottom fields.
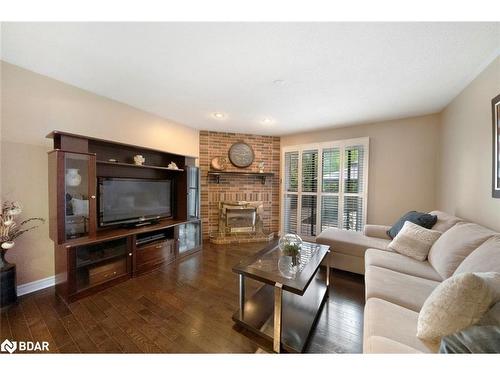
left=199, top=131, right=280, bottom=239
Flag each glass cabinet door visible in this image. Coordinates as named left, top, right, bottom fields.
left=177, top=221, right=201, bottom=255
left=63, top=152, right=96, bottom=241
left=186, top=167, right=200, bottom=219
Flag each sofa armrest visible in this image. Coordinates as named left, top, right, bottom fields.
left=363, top=225, right=392, bottom=240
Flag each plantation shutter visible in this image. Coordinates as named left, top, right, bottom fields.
left=282, top=138, right=368, bottom=237
left=320, top=147, right=340, bottom=231
left=283, top=151, right=299, bottom=234
left=300, top=150, right=318, bottom=237
left=342, top=145, right=366, bottom=231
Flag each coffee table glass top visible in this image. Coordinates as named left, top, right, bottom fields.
left=233, top=241, right=329, bottom=295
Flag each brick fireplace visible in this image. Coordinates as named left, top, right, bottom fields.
left=199, top=131, right=280, bottom=242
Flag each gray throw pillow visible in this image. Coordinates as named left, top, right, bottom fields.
left=387, top=211, right=438, bottom=239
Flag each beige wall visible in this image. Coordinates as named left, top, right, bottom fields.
left=1, top=61, right=199, bottom=285
left=437, top=56, right=500, bottom=231
left=281, top=114, right=441, bottom=225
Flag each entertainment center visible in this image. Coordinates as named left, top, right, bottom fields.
left=47, top=131, right=201, bottom=303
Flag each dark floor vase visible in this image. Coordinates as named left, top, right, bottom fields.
left=0, top=250, right=17, bottom=309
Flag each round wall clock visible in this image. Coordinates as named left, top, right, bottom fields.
left=228, top=142, right=254, bottom=168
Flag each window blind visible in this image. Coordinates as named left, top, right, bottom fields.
left=283, top=194, right=298, bottom=234
left=284, top=151, right=299, bottom=192
left=300, top=195, right=317, bottom=236
left=301, top=150, right=318, bottom=193
left=322, top=148, right=340, bottom=193
left=321, top=195, right=339, bottom=231
left=282, top=138, right=368, bottom=236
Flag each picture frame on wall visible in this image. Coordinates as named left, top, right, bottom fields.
left=493, top=93, right=500, bottom=198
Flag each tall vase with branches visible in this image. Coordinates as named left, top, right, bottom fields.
left=0, top=201, right=45, bottom=269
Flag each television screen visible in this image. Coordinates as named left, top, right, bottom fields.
left=99, top=178, right=172, bottom=226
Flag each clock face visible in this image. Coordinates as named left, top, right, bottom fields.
left=228, top=142, right=254, bottom=168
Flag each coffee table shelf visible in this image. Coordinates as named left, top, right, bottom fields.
left=232, top=270, right=327, bottom=353
left=232, top=240, right=330, bottom=353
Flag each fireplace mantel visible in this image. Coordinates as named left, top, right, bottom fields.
left=207, top=171, right=274, bottom=184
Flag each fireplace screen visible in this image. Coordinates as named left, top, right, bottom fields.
left=219, top=201, right=263, bottom=234
left=226, top=208, right=257, bottom=233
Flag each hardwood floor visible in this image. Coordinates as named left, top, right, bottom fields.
left=0, top=242, right=365, bottom=353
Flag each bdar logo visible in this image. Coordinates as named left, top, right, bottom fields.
left=1, top=339, right=17, bottom=353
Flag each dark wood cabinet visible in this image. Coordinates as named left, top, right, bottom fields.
left=48, top=131, right=201, bottom=303
left=135, top=239, right=176, bottom=275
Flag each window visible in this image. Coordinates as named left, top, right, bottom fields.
left=281, top=138, right=369, bottom=239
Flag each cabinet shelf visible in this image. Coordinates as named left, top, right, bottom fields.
left=97, top=160, right=184, bottom=172
left=76, top=251, right=126, bottom=269
left=207, top=171, right=274, bottom=184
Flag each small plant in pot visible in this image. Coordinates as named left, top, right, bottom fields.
left=278, top=234, right=303, bottom=277
left=1, top=201, right=44, bottom=309
left=282, top=242, right=301, bottom=267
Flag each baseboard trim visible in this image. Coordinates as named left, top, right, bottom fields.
left=17, top=275, right=55, bottom=296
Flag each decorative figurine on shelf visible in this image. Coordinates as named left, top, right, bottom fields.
left=210, top=156, right=228, bottom=171
left=278, top=233, right=303, bottom=278
left=65, top=168, right=82, bottom=187
left=168, top=162, right=179, bottom=170
left=1, top=201, right=45, bottom=309
left=258, top=161, right=265, bottom=173
left=133, top=154, right=145, bottom=165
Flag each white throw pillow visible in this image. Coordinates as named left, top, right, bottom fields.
left=388, top=221, right=442, bottom=261
left=417, top=273, right=495, bottom=342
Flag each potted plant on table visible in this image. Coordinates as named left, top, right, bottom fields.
left=278, top=233, right=303, bottom=278
left=1, top=201, right=44, bottom=309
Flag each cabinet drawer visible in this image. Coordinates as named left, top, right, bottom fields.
left=88, top=258, right=127, bottom=286
left=136, top=239, right=175, bottom=272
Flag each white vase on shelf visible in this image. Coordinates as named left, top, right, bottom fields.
left=65, top=168, right=82, bottom=187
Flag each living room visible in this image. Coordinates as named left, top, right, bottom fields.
left=1, top=1, right=500, bottom=373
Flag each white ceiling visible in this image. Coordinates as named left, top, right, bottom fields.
left=1, top=22, right=499, bottom=135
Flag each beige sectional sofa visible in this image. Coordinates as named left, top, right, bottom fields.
left=316, top=211, right=462, bottom=275
left=317, top=211, right=500, bottom=353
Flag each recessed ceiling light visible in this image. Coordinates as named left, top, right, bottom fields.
left=212, top=112, right=226, bottom=119
left=261, top=117, right=274, bottom=125
left=273, top=79, right=285, bottom=85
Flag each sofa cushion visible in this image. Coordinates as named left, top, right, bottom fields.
left=363, top=224, right=391, bottom=240
left=429, top=210, right=462, bottom=233
left=363, top=298, right=438, bottom=353
left=387, top=211, right=438, bottom=239
left=364, top=336, right=422, bottom=354
left=417, top=273, right=493, bottom=342
left=454, top=236, right=500, bottom=275
left=316, top=227, right=390, bottom=258
left=388, top=221, right=442, bottom=261
left=428, top=222, right=496, bottom=279
left=365, top=248, right=442, bottom=281
left=328, top=251, right=366, bottom=275
left=365, top=265, right=440, bottom=312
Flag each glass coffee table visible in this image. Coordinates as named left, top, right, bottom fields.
left=232, top=241, right=330, bottom=353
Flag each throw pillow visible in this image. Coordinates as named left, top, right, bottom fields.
left=388, top=221, right=441, bottom=261
left=387, top=211, right=438, bottom=239
left=417, top=273, right=493, bottom=342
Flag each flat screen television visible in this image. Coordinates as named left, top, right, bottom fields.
left=98, top=177, right=172, bottom=227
